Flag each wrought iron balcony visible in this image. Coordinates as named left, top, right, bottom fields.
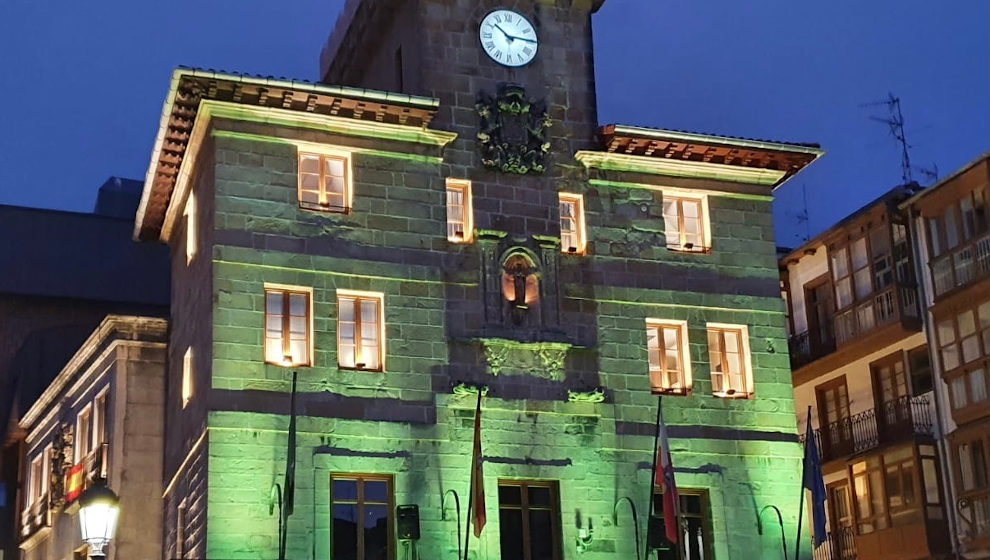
left=788, top=329, right=836, bottom=370
left=813, top=527, right=858, bottom=560
left=930, top=230, right=990, bottom=298
left=959, top=491, right=990, bottom=548
left=802, top=395, right=933, bottom=463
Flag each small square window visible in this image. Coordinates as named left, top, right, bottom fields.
left=663, top=195, right=708, bottom=252
left=298, top=151, right=351, bottom=213
left=646, top=320, right=692, bottom=394
left=265, top=286, right=313, bottom=367
left=337, top=290, right=385, bottom=371
left=559, top=193, right=586, bottom=254
left=707, top=324, right=753, bottom=398
left=446, top=179, right=473, bottom=243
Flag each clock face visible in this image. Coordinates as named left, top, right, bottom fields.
left=479, top=9, right=538, bottom=67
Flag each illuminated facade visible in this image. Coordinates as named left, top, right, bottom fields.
left=903, top=153, right=990, bottom=559
left=134, top=1, right=822, bottom=559
left=782, top=186, right=954, bottom=560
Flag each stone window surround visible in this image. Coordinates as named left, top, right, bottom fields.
left=645, top=319, right=692, bottom=395
left=446, top=178, right=474, bottom=243
left=264, top=283, right=315, bottom=368
left=706, top=322, right=755, bottom=399
left=336, top=289, right=386, bottom=372
left=558, top=192, right=586, bottom=255
left=297, top=147, right=353, bottom=214
left=661, top=189, right=711, bottom=253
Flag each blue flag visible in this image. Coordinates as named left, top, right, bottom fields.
left=802, top=417, right=827, bottom=548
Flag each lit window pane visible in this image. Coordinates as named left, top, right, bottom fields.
left=361, top=301, right=378, bottom=323
left=325, top=157, right=345, bottom=178
left=300, top=155, right=320, bottom=173
left=340, top=298, right=355, bottom=322
left=832, top=248, right=849, bottom=279
left=952, top=377, right=968, bottom=409
left=970, top=369, right=987, bottom=402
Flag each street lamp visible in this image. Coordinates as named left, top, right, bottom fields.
left=78, top=483, right=120, bottom=557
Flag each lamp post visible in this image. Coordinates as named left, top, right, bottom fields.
left=78, top=483, right=120, bottom=558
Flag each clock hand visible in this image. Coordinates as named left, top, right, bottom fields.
left=494, top=24, right=515, bottom=43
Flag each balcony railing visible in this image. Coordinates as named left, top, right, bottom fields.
left=789, top=329, right=836, bottom=370
left=802, top=395, right=933, bottom=463
left=834, top=286, right=912, bottom=346
left=959, top=491, right=990, bottom=547
left=931, top=230, right=990, bottom=298
left=19, top=492, right=51, bottom=539
left=813, top=527, right=858, bottom=560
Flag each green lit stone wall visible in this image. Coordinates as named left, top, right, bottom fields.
left=191, top=115, right=811, bottom=560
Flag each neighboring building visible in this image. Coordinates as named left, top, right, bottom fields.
left=135, top=2, right=822, bottom=560
left=0, top=179, right=170, bottom=560
left=903, top=153, right=990, bottom=559
left=16, top=316, right=167, bottom=560
left=782, top=184, right=954, bottom=560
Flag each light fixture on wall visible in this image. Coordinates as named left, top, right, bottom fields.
left=78, top=482, right=120, bottom=558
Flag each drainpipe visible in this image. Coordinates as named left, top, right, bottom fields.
left=905, top=203, right=962, bottom=558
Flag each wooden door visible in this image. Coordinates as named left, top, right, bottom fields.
left=871, top=352, right=911, bottom=438
left=827, top=481, right=856, bottom=560
left=816, top=376, right=852, bottom=459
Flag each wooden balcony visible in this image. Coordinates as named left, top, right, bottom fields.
left=833, top=286, right=920, bottom=347
left=930, top=230, right=990, bottom=299
left=803, top=395, right=933, bottom=464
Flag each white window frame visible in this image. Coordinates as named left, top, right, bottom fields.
left=559, top=192, right=587, bottom=254
left=662, top=192, right=710, bottom=253
left=93, top=389, right=109, bottom=451
left=446, top=179, right=473, bottom=243
left=264, top=284, right=315, bottom=367
left=646, top=319, right=693, bottom=394
left=297, top=148, right=353, bottom=213
left=706, top=323, right=755, bottom=398
left=337, top=289, right=386, bottom=372
left=75, top=403, right=93, bottom=463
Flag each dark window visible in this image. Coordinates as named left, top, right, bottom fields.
left=908, top=346, right=933, bottom=395
left=331, top=474, right=393, bottom=560
left=652, top=488, right=713, bottom=560
left=498, top=480, right=562, bottom=560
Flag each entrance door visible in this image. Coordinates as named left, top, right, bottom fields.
left=827, top=481, right=856, bottom=560
left=816, top=376, right=852, bottom=459
left=871, top=352, right=911, bottom=439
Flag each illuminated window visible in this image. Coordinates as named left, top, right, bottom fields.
left=337, top=291, right=385, bottom=371
left=852, top=457, right=889, bottom=534
left=446, top=179, right=473, bottom=242
left=75, top=404, right=92, bottom=462
left=707, top=324, right=753, bottom=398
left=182, top=348, right=193, bottom=408
left=663, top=195, right=707, bottom=252
left=27, top=450, right=48, bottom=507
left=298, top=151, right=350, bottom=212
left=652, top=488, right=713, bottom=558
left=265, top=287, right=312, bottom=367
left=559, top=193, right=586, bottom=254
left=184, top=191, right=196, bottom=265
left=498, top=480, right=562, bottom=560
left=331, top=474, right=393, bottom=560
left=646, top=320, right=691, bottom=394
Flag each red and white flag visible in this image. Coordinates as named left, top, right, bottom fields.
left=655, top=408, right=680, bottom=544
left=470, top=393, right=487, bottom=537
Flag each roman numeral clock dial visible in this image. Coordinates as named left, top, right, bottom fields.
left=479, top=9, right=538, bottom=67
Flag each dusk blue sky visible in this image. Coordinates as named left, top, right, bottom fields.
left=0, top=1, right=986, bottom=244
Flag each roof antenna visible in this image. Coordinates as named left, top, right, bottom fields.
left=861, top=92, right=914, bottom=185
left=795, top=183, right=811, bottom=243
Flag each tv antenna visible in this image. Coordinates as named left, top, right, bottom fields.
left=862, top=92, right=913, bottom=184
left=795, top=184, right=811, bottom=243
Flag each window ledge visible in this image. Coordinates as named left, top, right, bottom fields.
left=666, top=246, right=712, bottom=255
left=298, top=202, right=349, bottom=214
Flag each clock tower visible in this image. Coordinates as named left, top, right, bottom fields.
left=320, top=0, right=606, bottom=195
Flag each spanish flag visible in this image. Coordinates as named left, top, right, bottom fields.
left=65, top=463, right=85, bottom=503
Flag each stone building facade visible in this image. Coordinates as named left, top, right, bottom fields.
left=16, top=316, right=167, bottom=560
left=134, top=1, right=822, bottom=559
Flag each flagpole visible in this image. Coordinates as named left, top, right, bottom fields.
left=279, top=370, right=298, bottom=560
left=794, top=405, right=811, bottom=560
left=463, top=389, right=482, bottom=560
left=645, top=394, right=662, bottom=560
